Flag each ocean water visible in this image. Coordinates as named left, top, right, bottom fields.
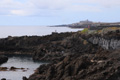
left=0, top=56, right=48, bottom=80
left=0, top=26, right=83, bottom=38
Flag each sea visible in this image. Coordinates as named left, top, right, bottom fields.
left=0, top=26, right=83, bottom=38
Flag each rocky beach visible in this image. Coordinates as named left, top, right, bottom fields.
left=0, top=27, right=120, bottom=80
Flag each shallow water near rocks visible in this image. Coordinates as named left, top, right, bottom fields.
left=0, top=56, right=48, bottom=80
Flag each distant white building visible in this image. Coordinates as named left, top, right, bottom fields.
left=79, top=20, right=93, bottom=25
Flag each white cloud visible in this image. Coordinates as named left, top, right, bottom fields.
left=75, top=0, right=120, bottom=8
left=0, top=0, right=120, bottom=16
left=0, top=0, right=22, bottom=9
left=67, top=5, right=101, bottom=12
left=10, top=10, right=28, bottom=16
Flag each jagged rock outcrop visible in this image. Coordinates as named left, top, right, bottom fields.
left=0, top=55, right=8, bottom=64
left=89, top=37, right=120, bottom=50
left=89, top=30, right=120, bottom=50
left=27, top=29, right=120, bottom=80
left=28, top=48, right=120, bottom=80
left=0, top=32, right=74, bottom=56
left=32, top=33, right=97, bottom=62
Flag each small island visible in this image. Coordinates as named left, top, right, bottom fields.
left=51, top=20, right=120, bottom=29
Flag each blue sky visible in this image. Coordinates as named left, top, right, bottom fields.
left=0, top=0, right=120, bottom=26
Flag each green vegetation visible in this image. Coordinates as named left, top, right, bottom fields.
left=81, top=28, right=88, bottom=34
left=99, top=27, right=120, bottom=34
left=87, top=27, right=120, bottom=34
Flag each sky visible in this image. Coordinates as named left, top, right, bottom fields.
left=0, top=0, right=120, bottom=26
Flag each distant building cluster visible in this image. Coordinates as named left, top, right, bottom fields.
left=69, top=20, right=120, bottom=30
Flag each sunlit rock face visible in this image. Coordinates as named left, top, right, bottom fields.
left=89, top=37, right=120, bottom=50
left=88, top=30, right=120, bottom=50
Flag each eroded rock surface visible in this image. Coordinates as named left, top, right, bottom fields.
left=28, top=30, right=120, bottom=80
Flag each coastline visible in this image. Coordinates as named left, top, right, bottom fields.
left=0, top=27, right=120, bottom=80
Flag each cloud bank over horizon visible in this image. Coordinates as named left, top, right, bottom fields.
left=0, top=0, right=120, bottom=16
left=0, top=0, right=120, bottom=25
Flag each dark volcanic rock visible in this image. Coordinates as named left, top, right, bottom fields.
left=0, top=29, right=119, bottom=80
left=0, top=67, right=8, bottom=71
left=88, top=29, right=120, bottom=50
left=32, top=33, right=96, bottom=62
left=0, top=32, right=74, bottom=58
left=28, top=34, right=102, bottom=80
left=27, top=30, right=120, bottom=80
left=0, top=66, right=27, bottom=72
left=0, top=55, right=8, bottom=64
left=1, top=78, right=6, bottom=80
left=23, top=76, right=28, bottom=80
left=29, top=49, right=120, bottom=80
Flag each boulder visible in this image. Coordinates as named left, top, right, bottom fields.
left=23, top=76, right=28, bottom=80
left=1, top=78, right=6, bottom=80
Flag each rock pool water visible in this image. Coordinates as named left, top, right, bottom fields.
left=0, top=56, right=47, bottom=80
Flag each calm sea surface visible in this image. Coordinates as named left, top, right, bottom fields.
left=0, top=26, right=83, bottom=38
left=0, top=56, right=48, bottom=80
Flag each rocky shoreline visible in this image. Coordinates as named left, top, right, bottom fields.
left=0, top=29, right=120, bottom=80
